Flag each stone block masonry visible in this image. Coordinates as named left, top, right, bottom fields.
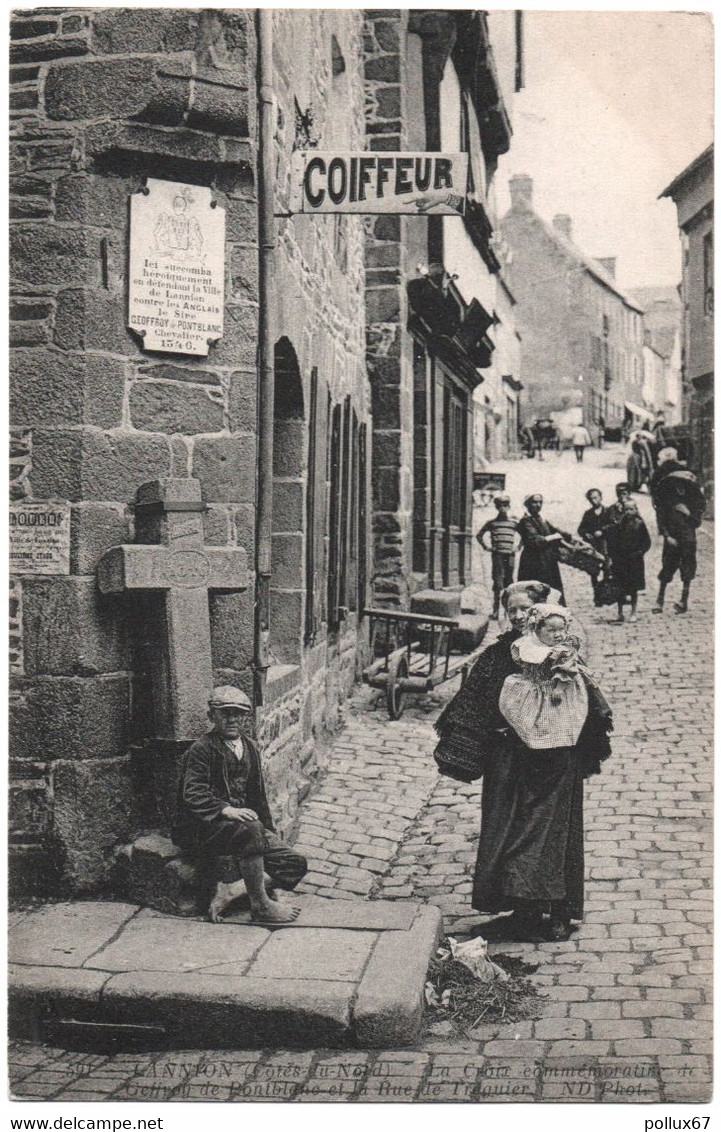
left=364, top=12, right=415, bottom=610
left=9, top=8, right=371, bottom=892
left=9, top=7, right=261, bottom=895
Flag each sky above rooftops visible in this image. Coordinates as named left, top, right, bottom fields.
left=495, top=11, right=713, bottom=290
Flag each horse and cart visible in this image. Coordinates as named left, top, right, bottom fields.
left=520, top=419, right=561, bottom=458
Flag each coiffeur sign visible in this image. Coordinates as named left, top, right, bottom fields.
left=290, top=152, right=468, bottom=215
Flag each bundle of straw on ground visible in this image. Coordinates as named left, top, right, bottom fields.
left=425, top=948, right=547, bottom=1034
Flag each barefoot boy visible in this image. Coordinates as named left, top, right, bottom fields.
left=174, top=685, right=307, bottom=923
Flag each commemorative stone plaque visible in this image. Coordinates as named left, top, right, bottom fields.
left=10, top=503, right=70, bottom=575
left=128, top=178, right=225, bottom=357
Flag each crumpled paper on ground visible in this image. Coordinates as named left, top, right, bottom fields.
left=425, top=935, right=509, bottom=1005
left=447, top=935, right=510, bottom=982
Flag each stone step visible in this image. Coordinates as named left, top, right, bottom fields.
left=460, top=583, right=486, bottom=614
left=410, top=588, right=462, bottom=620
left=9, top=899, right=443, bottom=1049
left=451, top=613, right=489, bottom=653
left=114, top=833, right=202, bottom=917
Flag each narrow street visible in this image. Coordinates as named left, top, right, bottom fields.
left=10, top=445, right=712, bottom=1103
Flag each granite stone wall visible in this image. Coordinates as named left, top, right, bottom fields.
left=9, top=7, right=370, bottom=889
left=256, top=9, right=370, bottom=837
left=363, top=11, right=415, bottom=610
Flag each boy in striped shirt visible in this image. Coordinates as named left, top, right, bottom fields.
left=476, top=493, right=519, bottom=619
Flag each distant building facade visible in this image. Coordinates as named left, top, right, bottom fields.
left=630, top=286, right=684, bottom=425
left=473, top=272, right=523, bottom=464
left=661, top=145, right=714, bottom=501
left=641, top=340, right=667, bottom=420
left=500, top=177, right=652, bottom=436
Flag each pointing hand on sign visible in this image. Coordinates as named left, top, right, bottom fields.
left=408, top=191, right=464, bottom=214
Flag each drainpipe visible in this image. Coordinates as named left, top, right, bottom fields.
left=254, top=9, right=276, bottom=706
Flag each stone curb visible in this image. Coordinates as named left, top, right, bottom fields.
left=102, top=971, right=354, bottom=1048
left=8, top=962, right=353, bottom=1049
left=8, top=901, right=444, bottom=1050
left=351, top=904, right=443, bottom=1047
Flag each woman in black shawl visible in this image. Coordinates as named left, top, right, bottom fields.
left=434, top=580, right=612, bottom=941
left=517, top=494, right=570, bottom=603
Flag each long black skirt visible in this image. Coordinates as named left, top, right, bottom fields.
left=471, top=741, right=585, bottom=920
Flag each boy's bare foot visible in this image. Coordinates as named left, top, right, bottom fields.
left=250, top=898, right=301, bottom=925
left=208, top=879, right=248, bottom=923
left=208, top=874, right=279, bottom=921
left=652, top=604, right=663, bottom=614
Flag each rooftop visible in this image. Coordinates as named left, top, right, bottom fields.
left=660, top=144, right=714, bottom=201
left=504, top=175, right=645, bottom=314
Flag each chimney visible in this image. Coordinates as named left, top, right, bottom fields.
left=553, top=214, right=573, bottom=241
left=509, top=174, right=533, bottom=210
left=598, top=256, right=617, bottom=279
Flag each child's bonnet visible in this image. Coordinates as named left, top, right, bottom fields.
left=498, top=605, right=589, bottom=749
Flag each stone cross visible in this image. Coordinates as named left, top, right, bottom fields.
left=97, top=478, right=247, bottom=741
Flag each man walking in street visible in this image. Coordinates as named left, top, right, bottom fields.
left=476, top=493, right=519, bottom=619
left=653, top=505, right=699, bottom=615
left=650, top=446, right=688, bottom=529
left=173, top=685, right=308, bottom=923
left=651, top=459, right=705, bottom=616
left=572, top=422, right=593, bottom=462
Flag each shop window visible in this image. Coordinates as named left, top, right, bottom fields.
left=304, top=369, right=329, bottom=645
left=327, top=397, right=365, bottom=629
left=271, top=338, right=306, bottom=663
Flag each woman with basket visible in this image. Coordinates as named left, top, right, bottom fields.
left=517, top=495, right=571, bottom=603
left=433, top=580, right=612, bottom=942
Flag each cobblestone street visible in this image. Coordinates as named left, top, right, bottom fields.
left=10, top=447, right=713, bottom=1104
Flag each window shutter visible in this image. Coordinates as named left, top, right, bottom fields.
left=327, top=402, right=342, bottom=627
left=338, top=396, right=352, bottom=617
left=357, top=421, right=368, bottom=615
left=304, top=367, right=319, bottom=644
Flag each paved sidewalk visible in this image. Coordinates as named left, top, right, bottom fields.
left=9, top=447, right=713, bottom=1103
left=9, top=897, right=441, bottom=1051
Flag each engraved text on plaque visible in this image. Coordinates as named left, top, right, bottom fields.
left=128, top=179, right=225, bottom=357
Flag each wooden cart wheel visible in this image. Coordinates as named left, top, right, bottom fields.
left=386, top=654, right=408, bottom=720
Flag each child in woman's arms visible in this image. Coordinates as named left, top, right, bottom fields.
left=499, top=604, right=595, bottom=749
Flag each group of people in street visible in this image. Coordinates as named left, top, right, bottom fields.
left=477, top=492, right=570, bottom=618
left=578, top=482, right=651, bottom=622
left=577, top=445, right=704, bottom=618
left=518, top=418, right=599, bottom=461
left=451, top=439, right=705, bottom=942
left=477, top=444, right=703, bottom=624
